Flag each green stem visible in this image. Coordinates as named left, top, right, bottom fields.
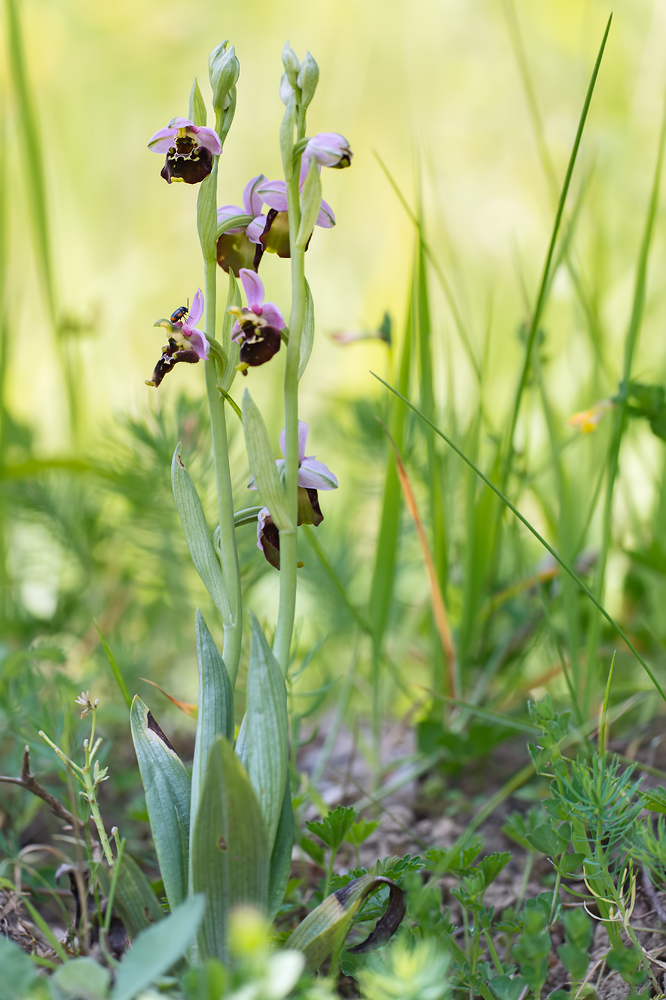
left=273, top=141, right=307, bottom=675
left=202, top=161, right=242, bottom=686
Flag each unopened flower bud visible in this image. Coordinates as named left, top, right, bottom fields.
left=279, top=73, right=294, bottom=106
left=297, top=51, right=319, bottom=108
left=304, top=132, right=352, bottom=169
left=282, top=41, right=300, bottom=88
left=209, top=41, right=240, bottom=115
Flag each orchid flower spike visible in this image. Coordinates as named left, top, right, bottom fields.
left=147, top=289, right=210, bottom=387
left=216, top=175, right=267, bottom=275
left=303, top=133, right=352, bottom=169
left=148, top=117, right=222, bottom=185
left=228, top=269, right=285, bottom=372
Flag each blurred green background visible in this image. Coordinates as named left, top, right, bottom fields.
left=4, top=0, right=666, bottom=845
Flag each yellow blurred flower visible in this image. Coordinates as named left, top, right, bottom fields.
left=567, top=400, right=613, bottom=434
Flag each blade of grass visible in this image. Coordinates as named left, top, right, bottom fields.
left=374, top=153, right=480, bottom=381
left=378, top=420, right=457, bottom=697
left=372, top=372, right=666, bottom=703
left=585, top=97, right=666, bottom=710
left=599, top=652, right=616, bottom=756
left=95, top=623, right=132, bottom=709
left=502, top=13, right=612, bottom=490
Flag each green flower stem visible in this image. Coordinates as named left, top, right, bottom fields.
left=202, top=159, right=242, bottom=687
left=40, top=722, right=115, bottom=867
left=273, top=149, right=307, bottom=675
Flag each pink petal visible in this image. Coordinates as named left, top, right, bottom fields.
left=185, top=328, right=210, bottom=360
left=147, top=127, right=175, bottom=153
left=196, top=127, right=222, bottom=155
left=257, top=179, right=288, bottom=212
left=243, top=174, right=267, bottom=217
left=297, top=421, right=309, bottom=460
left=218, top=203, right=245, bottom=223
left=231, top=323, right=243, bottom=340
left=316, top=198, right=336, bottom=228
left=239, top=269, right=264, bottom=311
left=298, top=457, right=338, bottom=490
left=278, top=422, right=308, bottom=460
left=168, top=116, right=196, bottom=129
left=246, top=216, right=267, bottom=244
left=298, top=157, right=320, bottom=186
left=261, top=303, right=286, bottom=331
left=188, top=289, right=205, bottom=327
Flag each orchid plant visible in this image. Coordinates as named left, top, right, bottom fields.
left=99, top=37, right=406, bottom=973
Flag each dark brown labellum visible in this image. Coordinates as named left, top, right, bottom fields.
left=148, top=345, right=200, bottom=387
left=239, top=326, right=281, bottom=368
left=161, top=143, right=214, bottom=185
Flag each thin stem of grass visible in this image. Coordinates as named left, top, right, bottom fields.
left=374, top=373, right=666, bottom=703
left=502, top=14, right=612, bottom=492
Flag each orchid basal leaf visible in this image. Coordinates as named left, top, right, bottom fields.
left=246, top=614, right=289, bottom=852
left=190, top=610, right=233, bottom=850
left=268, top=779, right=294, bottom=921
left=130, top=696, right=191, bottom=910
left=96, top=853, right=163, bottom=940
left=298, top=278, right=315, bottom=380
left=171, top=447, right=232, bottom=625
left=242, top=390, right=293, bottom=530
left=191, top=736, right=269, bottom=963
left=111, top=894, right=205, bottom=1000
left=287, top=874, right=406, bottom=971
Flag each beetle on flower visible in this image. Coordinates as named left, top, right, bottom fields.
left=147, top=289, right=209, bottom=387
left=148, top=117, right=222, bottom=185
left=229, top=269, right=286, bottom=372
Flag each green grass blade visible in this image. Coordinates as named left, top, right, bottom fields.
left=5, top=0, right=55, bottom=323
left=502, top=13, right=612, bottom=489
left=373, top=373, right=666, bottom=703
left=374, top=153, right=480, bottom=381
left=95, top=622, right=132, bottom=709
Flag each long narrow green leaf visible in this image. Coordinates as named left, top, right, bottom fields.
left=368, top=267, right=414, bottom=644
left=97, top=854, right=163, bottom=939
left=268, top=779, right=294, bottom=920
left=220, top=269, right=241, bottom=391
left=373, top=373, right=666, bottom=704
left=242, top=390, right=292, bottom=530
left=171, top=446, right=232, bottom=624
left=111, top=894, right=205, bottom=1000
left=130, top=696, right=191, bottom=910
left=95, top=622, right=131, bottom=709
left=246, top=614, right=289, bottom=852
left=288, top=874, right=405, bottom=971
left=191, top=736, right=269, bottom=962
left=502, top=13, right=612, bottom=487
left=190, top=610, right=233, bottom=867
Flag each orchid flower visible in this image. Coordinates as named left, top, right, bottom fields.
left=216, top=175, right=267, bottom=275
left=228, top=269, right=286, bottom=370
left=276, top=421, right=338, bottom=490
left=240, top=160, right=335, bottom=259
left=303, top=132, right=352, bottom=169
left=148, top=117, right=222, bottom=185
left=253, top=422, right=337, bottom=570
left=146, top=289, right=210, bottom=388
